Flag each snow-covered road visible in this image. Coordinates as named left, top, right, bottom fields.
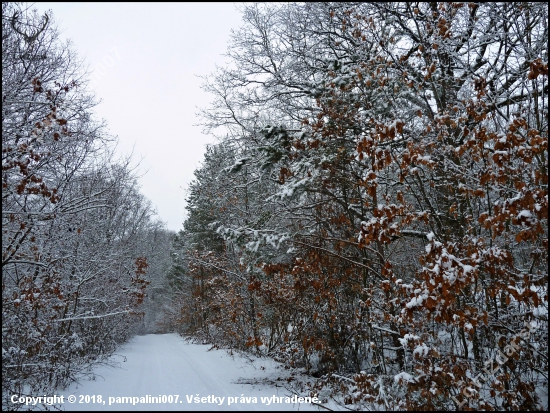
left=58, top=333, right=320, bottom=411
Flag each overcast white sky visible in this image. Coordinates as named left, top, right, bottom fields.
left=30, top=3, right=243, bottom=232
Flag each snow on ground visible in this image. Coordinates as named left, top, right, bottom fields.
left=55, top=333, right=321, bottom=411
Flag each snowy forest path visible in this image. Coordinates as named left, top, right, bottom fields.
left=58, top=333, right=318, bottom=411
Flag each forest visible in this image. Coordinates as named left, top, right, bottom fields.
left=2, top=2, right=173, bottom=409
left=167, top=2, right=548, bottom=410
left=2, top=2, right=548, bottom=411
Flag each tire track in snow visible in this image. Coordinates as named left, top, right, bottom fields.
left=57, top=333, right=319, bottom=411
